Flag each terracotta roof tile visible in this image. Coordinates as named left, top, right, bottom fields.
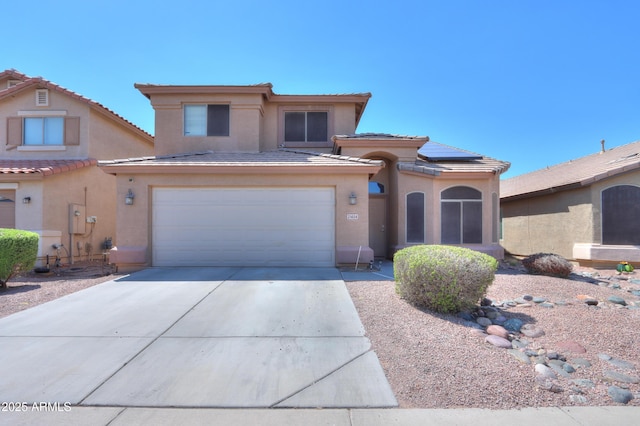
left=501, top=140, right=640, bottom=199
left=0, top=69, right=153, bottom=143
left=0, top=159, right=98, bottom=177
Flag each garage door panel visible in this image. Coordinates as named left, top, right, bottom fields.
left=152, top=188, right=335, bottom=267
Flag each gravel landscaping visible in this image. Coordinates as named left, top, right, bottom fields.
left=347, top=264, right=640, bottom=409
left=2, top=260, right=639, bottom=409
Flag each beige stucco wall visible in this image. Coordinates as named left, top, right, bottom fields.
left=146, top=93, right=265, bottom=156
left=88, top=110, right=153, bottom=160
left=112, top=171, right=371, bottom=267
left=0, top=89, right=91, bottom=159
left=260, top=103, right=358, bottom=152
left=395, top=172, right=502, bottom=251
left=501, top=171, right=640, bottom=263
left=501, top=187, right=593, bottom=259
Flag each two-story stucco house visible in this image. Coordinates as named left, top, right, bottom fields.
left=0, top=69, right=154, bottom=264
left=100, top=82, right=509, bottom=271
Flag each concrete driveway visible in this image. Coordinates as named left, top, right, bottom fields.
left=0, top=267, right=396, bottom=409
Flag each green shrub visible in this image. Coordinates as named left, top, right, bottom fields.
left=394, top=245, right=498, bottom=313
left=0, top=229, right=39, bottom=288
left=522, top=253, right=572, bottom=278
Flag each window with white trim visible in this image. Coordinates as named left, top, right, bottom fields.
left=441, top=186, right=482, bottom=244
left=184, top=104, right=230, bottom=136
left=284, top=111, right=328, bottom=142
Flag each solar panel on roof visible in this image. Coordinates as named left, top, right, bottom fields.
left=418, top=143, right=483, bottom=161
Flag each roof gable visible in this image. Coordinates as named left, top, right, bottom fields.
left=0, top=69, right=153, bottom=144
left=501, top=140, right=640, bottom=200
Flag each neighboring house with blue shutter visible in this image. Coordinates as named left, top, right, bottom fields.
left=0, top=69, right=154, bottom=264
left=99, top=81, right=509, bottom=271
left=500, top=140, right=640, bottom=266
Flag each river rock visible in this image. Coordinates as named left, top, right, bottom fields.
left=570, top=358, right=592, bottom=368
left=457, top=311, right=474, bottom=321
left=599, top=354, right=635, bottom=370
left=485, top=335, right=512, bottom=348
left=608, top=386, right=634, bottom=404
left=503, top=318, right=524, bottom=332
left=577, top=294, right=599, bottom=305
left=607, top=296, right=627, bottom=306
left=521, top=324, right=545, bottom=338
left=507, top=349, right=531, bottom=364
left=603, top=370, right=640, bottom=384
left=535, top=364, right=557, bottom=380
left=486, top=325, right=509, bottom=339
left=549, top=362, right=572, bottom=378
left=476, top=317, right=492, bottom=327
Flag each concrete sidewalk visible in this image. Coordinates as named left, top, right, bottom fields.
left=2, top=405, right=639, bottom=425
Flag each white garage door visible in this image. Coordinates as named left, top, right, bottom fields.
left=152, top=187, right=335, bottom=267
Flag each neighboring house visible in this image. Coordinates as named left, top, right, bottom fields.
left=500, top=140, right=640, bottom=266
left=99, top=82, right=509, bottom=271
left=0, top=69, right=154, bottom=265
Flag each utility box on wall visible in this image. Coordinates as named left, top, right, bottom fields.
left=69, top=204, right=86, bottom=234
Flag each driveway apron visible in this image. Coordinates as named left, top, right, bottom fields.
left=0, top=267, right=397, bottom=408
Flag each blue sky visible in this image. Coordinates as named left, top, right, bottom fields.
left=3, top=0, right=638, bottom=178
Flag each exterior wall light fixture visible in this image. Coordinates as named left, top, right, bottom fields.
left=349, top=192, right=357, bottom=205
left=22, top=196, right=31, bottom=204
left=125, top=189, right=135, bottom=205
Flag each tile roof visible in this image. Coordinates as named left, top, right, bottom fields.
left=501, top=140, right=640, bottom=200
left=0, top=159, right=98, bottom=177
left=0, top=69, right=153, bottom=143
left=99, top=149, right=383, bottom=169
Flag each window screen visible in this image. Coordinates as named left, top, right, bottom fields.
left=284, top=111, right=328, bottom=142
left=602, top=185, right=640, bottom=245
left=441, top=186, right=482, bottom=244
left=184, top=104, right=229, bottom=136
left=406, top=192, right=425, bottom=243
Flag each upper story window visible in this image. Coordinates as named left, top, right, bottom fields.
left=284, top=111, right=328, bottom=143
left=184, top=104, right=230, bottom=137
left=6, top=112, right=80, bottom=149
left=24, top=117, right=63, bottom=145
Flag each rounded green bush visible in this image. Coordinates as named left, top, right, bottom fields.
left=0, top=228, right=39, bottom=288
left=394, top=245, right=498, bottom=313
left=522, top=253, right=572, bottom=278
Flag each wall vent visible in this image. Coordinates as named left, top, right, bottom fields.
left=7, top=80, right=20, bottom=88
left=35, top=89, right=49, bottom=106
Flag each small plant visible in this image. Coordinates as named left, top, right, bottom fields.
left=0, top=229, right=39, bottom=289
left=394, top=245, right=498, bottom=313
left=522, top=253, right=572, bottom=278
left=616, top=261, right=634, bottom=273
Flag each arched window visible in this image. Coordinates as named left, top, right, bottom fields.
left=406, top=192, right=425, bottom=243
left=602, top=185, right=640, bottom=245
left=441, top=186, right=482, bottom=244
